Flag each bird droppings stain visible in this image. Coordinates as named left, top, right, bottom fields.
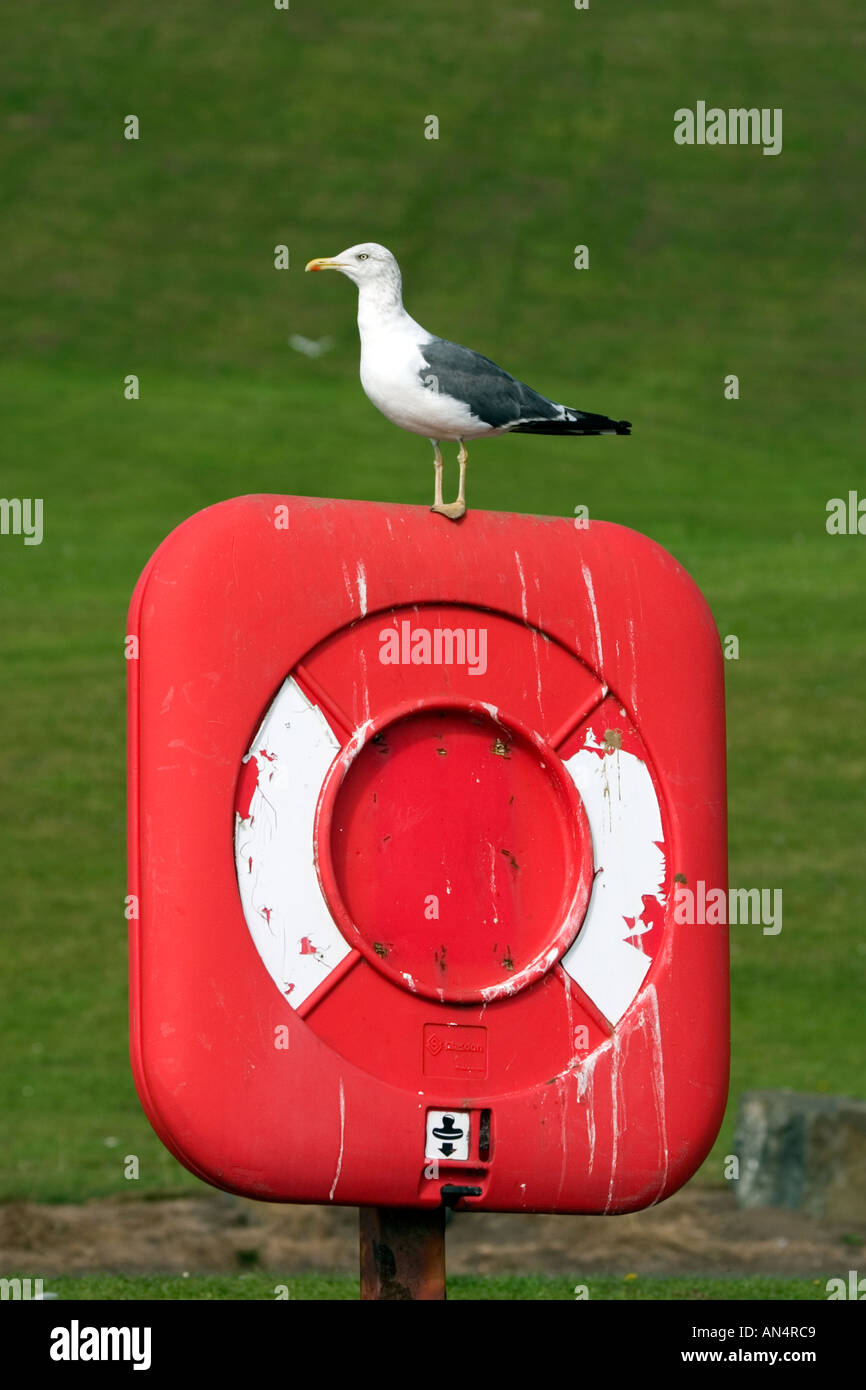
left=436, top=747, right=448, bottom=756
left=299, top=937, right=317, bottom=955
left=492, top=737, right=511, bottom=758
left=501, top=950, right=515, bottom=971
left=373, top=942, right=388, bottom=959
left=500, top=848, right=519, bottom=870
left=603, top=729, right=623, bottom=752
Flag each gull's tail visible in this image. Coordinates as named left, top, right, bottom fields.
left=511, top=410, right=631, bottom=437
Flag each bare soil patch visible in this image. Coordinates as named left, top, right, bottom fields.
left=1, top=1185, right=860, bottom=1278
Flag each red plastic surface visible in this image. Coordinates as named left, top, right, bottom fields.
left=317, top=699, right=593, bottom=1003
left=128, top=496, right=728, bottom=1213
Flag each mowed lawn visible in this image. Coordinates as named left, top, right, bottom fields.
left=0, top=0, right=863, bottom=1221
left=21, top=1274, right=833, bottom=1302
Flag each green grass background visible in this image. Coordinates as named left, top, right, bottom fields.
left=0, top=0, right=863, bottom=1227
left=16, top=1273, right=834, bottom=1302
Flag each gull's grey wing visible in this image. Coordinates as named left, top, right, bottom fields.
left=418, top=338, right=564, bottom=429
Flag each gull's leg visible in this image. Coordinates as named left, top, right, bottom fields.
left=455, top=439, right=468, bottom=513
left=431, top=440, right=467, bottom=522
left=429, top=439, right=444, bottom=509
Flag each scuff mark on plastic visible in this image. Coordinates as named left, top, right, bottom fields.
left=555, top=1075, right=569, bottom=1203
left=581, top=562, right=603, bottom=672
left=605, top=1028, right=624, bottom=1212
left=357, top=647, right=370, bottom=722
left=644, top=983, right=669, bottom=1203
left=514, top=551, right=528, bottom=621
left=329, top=1078, right=345, bottom=1200
left=340, top=561, right=354, bottom=608
left=576, top=1043, right=606, bottom=1176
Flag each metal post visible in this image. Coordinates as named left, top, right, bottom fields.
left=359, top=1205, right=447, bottom=1300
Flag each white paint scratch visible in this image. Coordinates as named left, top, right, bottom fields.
left=581, top=562, right=603, bottom=672
left=329, top=1079, right=345, bottom=1200
left=605, top=1028, right=623, bottom=1211
left=340, top=560, right=354, bottom=607
left=572, top=985, right=670, bottom=1196
left=530, top=627, right=543, bottom=718
left=357, top=647, right=370, bottom=721
left=356, top=561, right=368, bottom=617
left=627, top=612, right=637, bottom=716
left=644, top=983, right=669, bottom=1203
left=575, top=1035, right=608, bottom=1100
left=515, top=551, right=528, bottom=621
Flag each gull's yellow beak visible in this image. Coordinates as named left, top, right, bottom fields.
left=305, top=256, right=345, bottom=272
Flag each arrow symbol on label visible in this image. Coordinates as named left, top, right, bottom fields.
left=431, top=1115, right=465, bottom=1158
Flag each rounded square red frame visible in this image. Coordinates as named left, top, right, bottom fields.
left=128, top=495, right=728, bottom=1213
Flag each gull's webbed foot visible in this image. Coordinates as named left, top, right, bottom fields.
left=430, top=499, right=466, bottom=522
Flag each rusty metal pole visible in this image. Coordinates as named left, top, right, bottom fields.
left=359, top=1205, right=447, bottom=1300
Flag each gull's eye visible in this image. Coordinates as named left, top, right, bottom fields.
left=357, top=253, right=369, bottom=261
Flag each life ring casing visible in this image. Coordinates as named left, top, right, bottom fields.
left=128, top=496, right=727, bottom=1213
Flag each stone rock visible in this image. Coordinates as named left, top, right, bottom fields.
left=733, top=1090, right=866, bottom=1221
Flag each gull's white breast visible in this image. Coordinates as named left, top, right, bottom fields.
left=359, top=322, right=489, bottom=441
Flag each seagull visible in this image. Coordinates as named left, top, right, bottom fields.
left=305, top=242, right=630, bottom=521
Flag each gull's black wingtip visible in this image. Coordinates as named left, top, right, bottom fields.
left=615, top=420, right=632, bottom=435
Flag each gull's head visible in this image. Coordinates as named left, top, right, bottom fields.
left=305, top=242, right=401, bottom=294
